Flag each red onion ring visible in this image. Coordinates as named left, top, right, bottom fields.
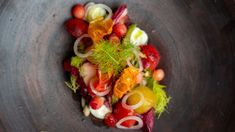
left=89, top=78, right=111, bottom=96
left=116, top=116, right=143, bottom=129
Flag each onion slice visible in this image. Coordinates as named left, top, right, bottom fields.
left=116, top=116, right=143, bottom=129
left=73, top=34, right=93, bottom=58
left=84, top=2, right=95, bottom=10
left=89, top=78, right=111, bottom=96
left=122, top=91, right=144, bottom=110
left=133, top=50, right=143, bottom=72
left=126, top=50, right=144, bottom=72
left=84, top=3, right=113, bottom=22
left=126, top=57, right=133, bottom=67
left=95, top=4, right=113, bottom=21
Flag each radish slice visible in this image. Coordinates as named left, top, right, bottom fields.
left=73, top=34, right=93, bottom=58
left=112, top=4, right=128, bottom=24
left=122, top=91, right=144, bottom=110
left=89, top=78, right=111, bottom=96
left=116, top=116, right=143, bottom=129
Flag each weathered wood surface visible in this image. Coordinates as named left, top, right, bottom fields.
left=0, top=0, right=234, bottom=132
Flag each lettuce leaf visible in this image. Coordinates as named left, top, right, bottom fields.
left=147, top=77, right=170, bottom=117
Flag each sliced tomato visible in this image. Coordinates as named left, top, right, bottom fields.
left=113, top=103, right=136, bottom=128
left=104, top=113, right=117, bottom=127
left=95, top=70, right=111, bottom=92
left=89, top=96, right=105, bottom=110
left=141, top=44, right=161, bottom=71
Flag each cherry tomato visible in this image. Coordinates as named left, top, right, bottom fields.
left=141, top=44, right=160, bottom=71
left=104, top=113, right=117, bottom=127
left=113, top=103, right=136, bottom=128
left=89, top=96, right=105, bottom=110
left=153, top=69, right=165, bottom=81
left=72, top=4, right=85, bottom=19
left=113, top=23, right=127, bottom=38
left=65, top=18, right=88, bottom=37
left=108, top=33, right=120, bottom=44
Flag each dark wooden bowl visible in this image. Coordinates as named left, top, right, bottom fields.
left=0, top=0, right=235, bottom=132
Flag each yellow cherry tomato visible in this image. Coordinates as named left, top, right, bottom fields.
left=127, top=86, right=156, bottom=114
left=153, top=69, right=165, bottom=81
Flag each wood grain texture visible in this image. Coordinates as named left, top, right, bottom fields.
left=0, top=0, right=234, bottom=132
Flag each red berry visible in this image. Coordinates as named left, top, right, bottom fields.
left=72, top=4, right=85, bottom=19
left=89, top=96, right=105, bottom=110
left=113, top=23, right=127, bottom=38
left=104, top=113, right=117, bottom=127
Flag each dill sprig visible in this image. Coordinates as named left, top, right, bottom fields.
left=65, top=75, right=79, bottom=93
left=90, top=40, right=135, bottom=75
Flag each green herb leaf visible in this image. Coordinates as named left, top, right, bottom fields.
left=147, top=77, right=170, bottom=117
left=111, top=95, right=119, bottom=105
left=71, top=56, right=83, bottom=69
left=65, top=75, right=79, bottom=93
left=90, top=40, right=135, bottom=75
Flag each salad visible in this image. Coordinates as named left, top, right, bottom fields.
left=63, top=2, right=170, bottom=132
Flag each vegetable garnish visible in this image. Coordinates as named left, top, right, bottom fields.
left=65, top=75, right=79, bottom=93
left=63, top=3, right=170, bottom=132
left=152, top=80, right=171, bottom=117
left=90, top=40, right=135, bottom=75
left=70, top=56, right=83, bottom=68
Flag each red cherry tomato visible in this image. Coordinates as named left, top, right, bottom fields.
left=104, top=113, right=117, bottom=127
left=72, top=4, right=85, bottom=19
left=89, top=96, right=105, bottom=110
left=65, top=18, right=88, bottom=37
left=108, top=33, right=120, bottom=44
left=141, top=44, right=160, bottom=71
left=113, top=103, right=136, bottom=128
left=113, top=23, right=127, bottom=38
